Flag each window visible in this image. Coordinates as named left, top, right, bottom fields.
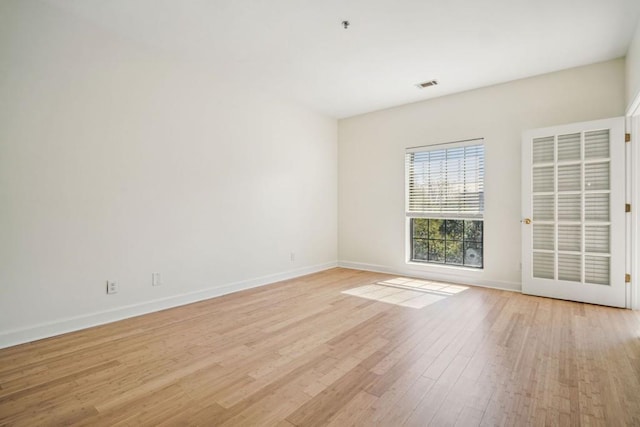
left=406, top=140, right=484, bottom=268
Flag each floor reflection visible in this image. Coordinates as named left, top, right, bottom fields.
left=342, top=277, right=469, bottom=308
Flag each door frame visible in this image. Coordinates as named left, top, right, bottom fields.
left=627, top=94, right=640, bottom=310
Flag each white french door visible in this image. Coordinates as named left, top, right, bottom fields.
left=522, top=117, right=626, bottom=308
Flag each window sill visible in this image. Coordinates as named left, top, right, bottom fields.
left=405, top=261, right=484, bottom=273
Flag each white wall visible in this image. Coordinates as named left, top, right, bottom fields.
left=627, top=18, right=640, bottom=112
left=0, top=1, right=337, bottom=347
left=338, top=59, right=626, bottom=290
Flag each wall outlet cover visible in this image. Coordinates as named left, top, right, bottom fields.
left=107, top=281, right=118, bottom=294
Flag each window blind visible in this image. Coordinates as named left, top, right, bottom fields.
left=406, top=140, right=484, bottom=219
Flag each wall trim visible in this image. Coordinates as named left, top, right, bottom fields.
left=338, top=260, right=521, bottom=292
left=0, top=261, right=338, bottom=349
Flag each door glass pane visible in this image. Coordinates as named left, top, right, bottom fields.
left=585, top=256, right=609, bottom=285
left=533, top=166, right=554, bottom=192
left=558, top=254, right=581, bottom=281
left=533, top=252, right=554, bottom=279
left=585, top=162, right=609, bottom=190
left=585, top=130, right=609, bottom=159
left=585, top=193, right=609, bottom=222
left=585, top=226, right=609, bottom=254
left=558, top=194, right=581, bottom=221
left=557, top=133, right=581, bottom=161
left=558, top=164, right=580, bottom=191
left=533, top=195, right=554, bottom=221
left=533, top=224, right=554, bottom=250
left=558, top=225, right=581, bottom=252
left=533, top=136, right=554, bottom=164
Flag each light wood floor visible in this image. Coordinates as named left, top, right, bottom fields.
left=1, top=268, right=639, bottom=426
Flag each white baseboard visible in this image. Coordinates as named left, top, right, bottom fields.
left=338, top=260, right=521, bottom=292
left=0, top=261, right=338, bottom=349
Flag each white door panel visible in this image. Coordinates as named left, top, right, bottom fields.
left=522, top=117, right=626, bottom=307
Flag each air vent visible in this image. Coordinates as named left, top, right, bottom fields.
left=416, top=80, right=438, bottom=89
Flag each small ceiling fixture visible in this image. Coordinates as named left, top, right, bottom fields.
left=342, top=20, right=350, bottom=29
left=416, top=80, right=438, bottom=89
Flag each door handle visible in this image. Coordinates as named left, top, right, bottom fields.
left=522, top=218, right=532, bottom=224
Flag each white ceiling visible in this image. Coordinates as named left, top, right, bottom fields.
left=46, top=0, right=640, bottom=118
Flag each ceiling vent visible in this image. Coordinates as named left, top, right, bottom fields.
left=416, top=80, right=438, bottom=89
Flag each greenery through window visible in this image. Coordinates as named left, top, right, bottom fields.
left=411, top=219, right=483, bottom=268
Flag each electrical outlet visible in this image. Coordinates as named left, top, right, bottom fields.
left=152, top=272, right=162, bottom=286
left=106, top=281, right=118, bottom=295
left=290, top=252, right=295, bottom=262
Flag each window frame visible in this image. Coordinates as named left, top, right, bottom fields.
left=405, top=138, right=485, bottom=270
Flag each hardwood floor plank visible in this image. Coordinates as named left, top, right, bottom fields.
left=285, top=365, right=378, bottom=427
left=325, top=390, right=378, bottom=427
left=373, top=375, right=435, bottom=426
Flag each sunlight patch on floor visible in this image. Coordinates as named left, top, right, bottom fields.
left=342, top=277, right=469, bottom=309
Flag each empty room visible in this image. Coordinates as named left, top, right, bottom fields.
left=2, top=0, right=640, bottom=425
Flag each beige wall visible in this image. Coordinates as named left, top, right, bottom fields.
left=0, top=1, right=337, bottom=346
left=338, top=59, right=626, bottom=290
